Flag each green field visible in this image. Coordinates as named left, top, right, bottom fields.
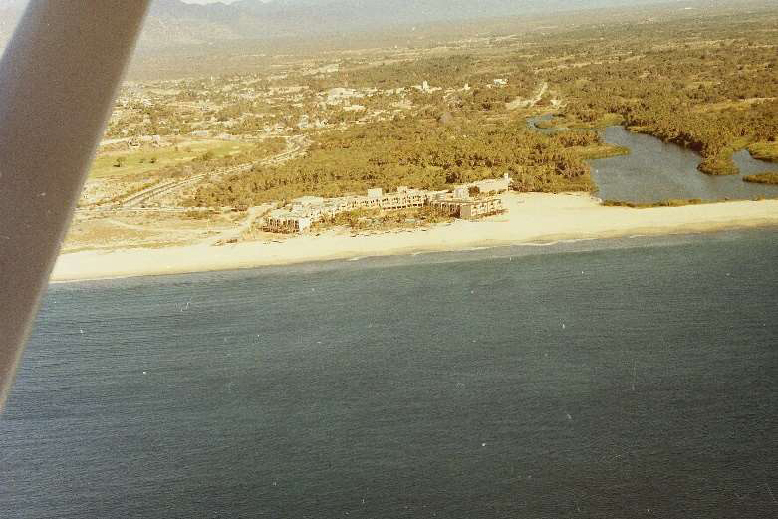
left=90, top=140, right=257, bottom=179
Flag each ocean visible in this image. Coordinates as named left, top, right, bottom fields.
left=2, top=229, right=777, bottom=518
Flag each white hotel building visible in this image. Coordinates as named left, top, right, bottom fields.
left=263, top=174, right=511, bottom=233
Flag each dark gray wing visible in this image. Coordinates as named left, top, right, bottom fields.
left=0, top=0, right=150, bottom=409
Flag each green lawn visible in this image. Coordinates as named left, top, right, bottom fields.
left=90, top=140, right=257, bottom=179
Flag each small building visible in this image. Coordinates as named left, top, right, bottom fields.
left=293, top=196, right=325, bottom=207
left=453, top=186, right=470, bottom=199
left=367, top=188, right=384, bottom=199
left=427, top=190, right=449, bottom=201
left=460, top=197, right=504, bottom=219
left=431, top=199, right=469, bottom=217
left=431, top=197, right=504, bottom=219
left=379, top=190, right=426, bottom=210
left=264, top=211, right=313, bottom=233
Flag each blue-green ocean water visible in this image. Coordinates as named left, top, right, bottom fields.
left=2, top=229, right=777, bottom=518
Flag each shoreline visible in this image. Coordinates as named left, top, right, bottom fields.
left=51, top=193, right=778, bottom=283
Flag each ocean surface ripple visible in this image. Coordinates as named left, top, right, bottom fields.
left=2, top=229, right=777, bottom=518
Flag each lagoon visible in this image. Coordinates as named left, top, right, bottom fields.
left=591, top=126, right=778, bottom=203
left=527, top=116, right=778, bottom=203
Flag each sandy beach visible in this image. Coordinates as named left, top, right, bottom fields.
left=51, top=193, right=778, bottom=282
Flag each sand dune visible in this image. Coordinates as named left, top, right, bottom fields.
left=51, top=193, right=778, bottom=282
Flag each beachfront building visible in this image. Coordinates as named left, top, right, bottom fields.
left=291, top=196, right=325, bottom=211
left=429, top=199, right=468, bottom=217
left=265, top=210, right=314, bottom=233
left=461, top=197, right=504, bottom=218
left=263, top=174, right=511, bottom=233
left=430, top=197, right=504, bottom=219
left=379, top=188, right=426, bottom=210
left=453, top=186, right=470, bottom=199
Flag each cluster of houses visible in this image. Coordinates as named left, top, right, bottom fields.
left=264, top=174, right=511, bottom=233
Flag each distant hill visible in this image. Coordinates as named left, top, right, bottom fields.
left=140, top=0, right=681, bottom=47
left=0, top=0, right=690, bottom=51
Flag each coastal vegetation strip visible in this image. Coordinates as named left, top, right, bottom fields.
left=602, top=198, right=706, bottom=208
left=747, top=142, right=778, bottom=163
left=571, top=144, right=630, bottom=160
left=743, top=172, right=778, bottom=185
left=602, top=195, right=778, bottom=208
left=185, top=117, right=606, bottom=208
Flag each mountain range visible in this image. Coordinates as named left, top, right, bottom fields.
left=0, top=0, right=680, bottom=50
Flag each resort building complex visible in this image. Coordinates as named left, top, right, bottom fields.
left=264, top=174, right=511, bottom=233
left=430, top=197, right=505, bottom=219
